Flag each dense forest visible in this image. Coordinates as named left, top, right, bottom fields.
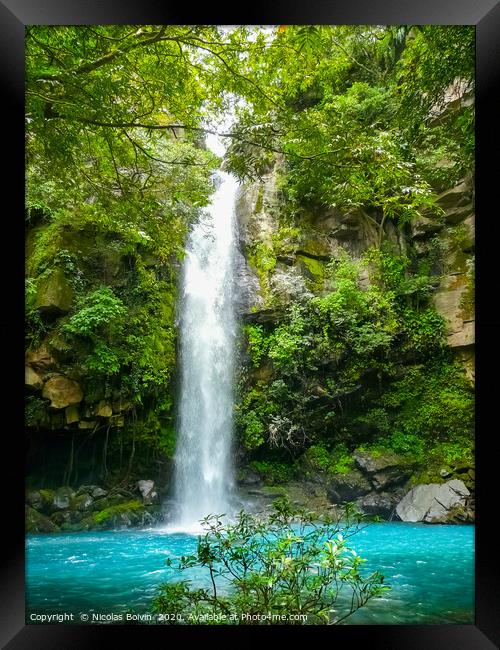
left=25, top=25, right=475, bottom=532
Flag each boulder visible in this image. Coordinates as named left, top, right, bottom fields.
left=52, top=486, right=75, bottom=511
left=26, top=490, right=43, bottom=510
left=243, top=308, right=284, bottom=325
left=137, top=479, right=158, bottom=504
left=50, top=510, right=73, bottom=526
left=70, top=493, right=94, bottom=512
left=42, top=375, right=83, bottom=409
left=65, top=405, right=79, bottom=424
left=447, top=320, right=474, bottom=348
left=371, top=466, right=413, bottom=491
left=353, top=449, right=407, bottom=475
left=327, top=470, right=372, bottom=503
left=269, top=265, right=313, bottom=305
left=395, top=479, right=470, bottom=523
left=443, top=204, right=473, bottom=226
left=411, top=215, right=444, bottom=239
left=26, top=344, right=55, bottom=371
left=26, top=506, right=59, bottom=533
left=77, top=485, right=108, bottom=499
left=34, top=267, right=73, bottom=315
left=352, top=450, right=415, bottom=492
left=435, top=180, right=472, bottom=211
left=79, top=420, right=97, bottom=429
left=95, top=400, right=112, bottom=418
left=25, top=366, right=44, bottom=391
left=355, top=491, right=402, bottom=519
left=30, top=489, right=56, bottom=514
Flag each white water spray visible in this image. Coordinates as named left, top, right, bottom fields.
left=169, top=130, right=239, bottom=532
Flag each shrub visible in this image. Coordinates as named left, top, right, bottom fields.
left=64, top=286, right=126, bottom=338
left=249, top=460, right=295, bottom=484
left=153, top=500, right=388, bottom=625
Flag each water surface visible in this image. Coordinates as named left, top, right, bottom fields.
left=26, top=522, right=474, bottom=624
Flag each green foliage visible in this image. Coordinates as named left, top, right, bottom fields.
left=306, top=443, right=354, bottom=476
left=25, top=396, right=49, bottom=427
left=235, top=379, right=283, bottom=451
left=267, top=304, right=306, bottom=371
left=85, top=341, right=121, bottom=375
left=360, top=361, right=474, bottom=461
left=156, top=423, right=177, bottom=460
left=153, top=500, right=388, bottom=625
left=237, top=248, right=472, bottom=468
left=244, top=325, right=269, bottom=367
left=237, top=410, right=266, bottom=450
left=249, top=460, right=295, bottom=485
left=64, top=286, right=126, bottom=338
left=400, top=307, right=446, bottom=353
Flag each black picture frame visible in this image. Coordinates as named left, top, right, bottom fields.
left=2, top=1, right=499, bottom=647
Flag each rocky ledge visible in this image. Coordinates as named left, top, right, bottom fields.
left=26, top=479, right=164, bottom=533
left=239, top=449, right=475, bottom=524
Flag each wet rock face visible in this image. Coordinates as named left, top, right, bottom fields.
left=323, top=449, right=420, bottom=519
left=395, top=479, right=471, bottom=523
left=233, top=248, right=265, bottom=315
left=355, top=491, right=403, bottom=519
left=326, top=470, right=372, bottom=503
left=353, top=450, right=414, bottom=492
left=137, top=479, right=158, bottom=505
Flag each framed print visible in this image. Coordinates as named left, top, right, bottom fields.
left=1, top=0, right=499, bottom=647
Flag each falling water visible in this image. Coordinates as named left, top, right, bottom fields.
left=170, top=132, right=239, bottom=531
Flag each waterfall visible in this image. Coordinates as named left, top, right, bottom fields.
left=169, top=132, right=239, bottom=532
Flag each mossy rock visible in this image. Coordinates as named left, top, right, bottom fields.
left=92, top=499, right=144, bottom=526
left=26, top=506, right=59, bottom=533
left=70, top=493, right=94, bottom=512
left=34, top=267, right=74, bottom=315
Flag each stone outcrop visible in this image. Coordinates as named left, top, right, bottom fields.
left=25, top=366, right=44, bottom=391
left=355, top=491, right=404, bottom=519
left=42, top=375, right=83, bottom=409
left=353, top=450, right=414, bottom=491
left=322, top=450, right=417, bottom=519
left=26, top=505, right=59, bottom=533
left=25, top=483, right=164, bottom=532
left=34, top=268, right=74, bottom=315
left=327, top=470, right=372, bottom=503
left=413, top=175, right=475, bottom=361
left=95, top=400, right=113, bottom=418
left=395, top=479, right=471, bottom=523
left=137, top=479, right=158, bottom=505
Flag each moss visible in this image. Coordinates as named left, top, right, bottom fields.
left=296, top=254, right=326, bottom=289
left=254, top=186, right=264, bottom=214
left=38, top=489, right=55, bottom=501
left=92, top=499, right=144, bottom=524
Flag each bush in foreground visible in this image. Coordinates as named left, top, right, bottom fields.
left=153, top=500, right=388, bottom=625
